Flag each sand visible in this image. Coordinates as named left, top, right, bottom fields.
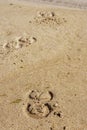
left=18, top=0, right=87, bottom=9
left=0, top=1, right=87, bottom=130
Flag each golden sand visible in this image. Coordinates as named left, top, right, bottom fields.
left=0, top=1, right=87, bottom=130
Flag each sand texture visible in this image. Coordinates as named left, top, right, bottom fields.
left=18, top=0, right=87, bottom=9
left=0, top=1, right=87, bottom=130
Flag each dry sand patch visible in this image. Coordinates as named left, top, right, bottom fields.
left=0, top=1, right=87, bottom=130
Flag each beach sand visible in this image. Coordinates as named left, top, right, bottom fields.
left=0, top=1, right=87, bottom=130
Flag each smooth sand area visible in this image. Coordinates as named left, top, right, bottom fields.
left=0, top=1, right=87, bottom=130
left=17, top=0, right=87, bottom=9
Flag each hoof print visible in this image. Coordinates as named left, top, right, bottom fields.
left=29, top=90, right=53, bottom=102
left=24, top=90, right=55, bottom=119
left=2, top=33, right=37, bottom=55
left=34, top=11, right=66, bottom=26
left=27, top=103, right=51, bottom=119
left=24, top=90, right=60, bottom=119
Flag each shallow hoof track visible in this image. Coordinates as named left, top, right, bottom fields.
left=24, top=90, right=55, bottom=119
left=27, top=103, right=52, bottom=119
left=29, top=90, right=53, bottom=102
left=14, top=35, right=37, bottom=49
left=33, top=11, right=67, bottom=26
left=2, top=33, right=37, bottom=54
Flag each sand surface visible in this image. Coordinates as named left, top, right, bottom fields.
left=0, top=1, right=87, bottom=130
left=18, top=0, right=87, bottom=9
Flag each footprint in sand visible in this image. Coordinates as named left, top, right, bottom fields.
left=29, top=90, right=53, bottom=102
left=15, top=33, right=37, bottom=49
left=33, top=11, right=67, bottom=26
left=2, top=33, right=37, bottom=56
left=24, top=90, right=59, bottom=119
left=27, top=103, right=51, bottom=119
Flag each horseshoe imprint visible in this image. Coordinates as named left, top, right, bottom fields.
left=24, top=90, right=59, bottom=119
left=27, top=103, right=52, bottom=119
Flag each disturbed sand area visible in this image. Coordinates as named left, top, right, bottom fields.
left=0, top=1, right=87, bottom=130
